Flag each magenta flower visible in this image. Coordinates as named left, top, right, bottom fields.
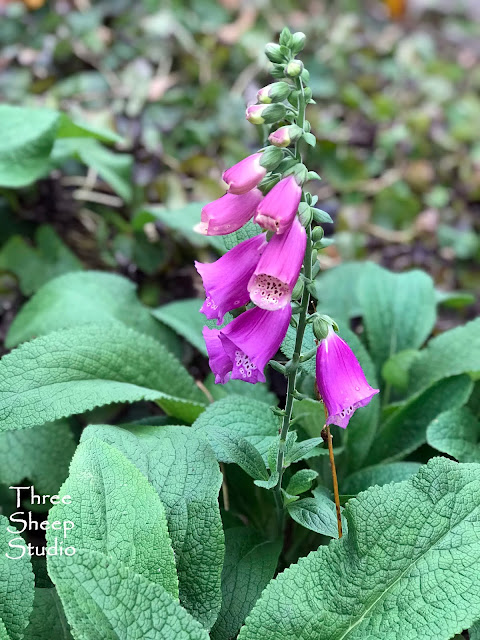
left=245, top=104, right=268, bottom=124
left=316, top=328, right=379, bottom=429
left=195, top=234, right=267, bottom=324
left=205, top=305, right=291, bottom=384
left=222, top=153, right=267, bottom=195
left=194, top=189, right=263, bottom=236
left=248, top=217, right=306, bottom=310
left=254, top=176, right=302, bottom=234
left=203, top=327, right=232, bottom=384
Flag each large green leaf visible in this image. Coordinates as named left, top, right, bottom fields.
left=151, top=298, right=207, bottom=355
left=0, top=105, right=60, bottom=187
left=408, top=318, right=480, bottom=394
left=0, top=420, right=76, bottom=495
left=239, top=458, right=480, bottom=640
left=192, top=396, right=279, bottom=461
left=6, top=271, right=175, bottom=349
left=0, top=515, right=35, bottom=640
left=0, top=226, right=83, bottom=297
left=211, top=528, right=281, bottom=640
left=47, top=438, right=179, bottom=596
left=426, top=407, right=480, bottom=462
left=368, top=374, right=472, bottom=464
left=312, top=262, right=367, bottom=324
left=24, top=588, right=72, bottom=640
left=343, top=461, right=422, bottom=494
left=48, top=550, right=209, bottom=640
left=0, top=324, right=206, bottom=431
left=81, top=424, right=224, bottom=630
left=358, top=263, right=436, bottom=371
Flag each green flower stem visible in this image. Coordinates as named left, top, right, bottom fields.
left=273, top=72, right=310, bottom=532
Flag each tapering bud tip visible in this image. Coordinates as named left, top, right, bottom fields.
left=257, top=82, right=291, bottom=104
left=268, top=124, right=303, bottom=148
left=246, top=103, right=287, bottom=125
left=265, top=43, right=285, bottom=64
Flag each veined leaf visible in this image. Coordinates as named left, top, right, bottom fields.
left=211, top=528, right=281, bottom=640
left=6, top=271, right=175, bottom=349
left=343, top=461, right=422, bottom=494
left=81, top=424, right=224, bottom=630
left=239, top=458, right=480, bottom=640
left=0, top=515, right=35, bottom=640
left=49, top=550, right=209, bottom=640
left=47, top=438, right=179, bottom=596
left=151, top=298, right=207, bottom=355
left=426, top=406, right=480, bottom=462
left=0, top=324, right=206, bottom=431
left=24, top=588, right=72, bottom=640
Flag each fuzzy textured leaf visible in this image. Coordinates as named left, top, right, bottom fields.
left=24, top=588, right=73, bottom=640
left=426, top=407, right=480, bottom=462
left=343, top=461, right=422, bottom=494
left=81, top=424, right=224, bottom=629
left=151, top=299, right=207, bottom=355
left=48, top=550, right=209, bottom=640
left=0, top=515, right=35, bottom=640
left=0, top=324, right=206, bottom=432
left=239, top=458, right=480, bottom=640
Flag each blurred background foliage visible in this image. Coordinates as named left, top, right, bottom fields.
left=0, top=0, right=479, bottom=345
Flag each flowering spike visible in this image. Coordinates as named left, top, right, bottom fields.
left=219, top=305, right=292, bottom=384
left=195, top=234, right=267, bottom=324
left=316, top=328, right=379, bottom=429
left=196, top=189, right=262, bottom=236
left=254, top=175, right=302, bottom=234
left=248, top=217, right=306, bottom=311
left=222, top=153, right=267, bottom=195
left=202, top=327, right=232, bottom=384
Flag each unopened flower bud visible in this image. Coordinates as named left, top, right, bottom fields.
left=257, top=82, right=291, bottom=104
left=265, top=43, right=285, bottom=64
left=312, top=226, right=325, bottom=243
left=245, top=103, right=287, bottom=125
left=290, top=32, right=306, bottom=54
left=291, top=277, right=304, bottom=301
left=268, top=124, right=303, bottom=148
left=313, top=314, right=336, bottom=341
left=285, top=60, right=304, bottom=78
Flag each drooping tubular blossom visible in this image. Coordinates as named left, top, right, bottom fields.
left=195, top=234, right=267, bottom=324
left=206, top=305, right=292, bottom=384
left=248, top=217, right=306, bottom=310
left=202, top=327, right=232, bottom=384
left=316, top=328, right=379, bottom=429
left=254, top=175, right=302, bottom=234
left=194, top=189, right=263, bottom=236
left=222, top=153, right=267, bottom=195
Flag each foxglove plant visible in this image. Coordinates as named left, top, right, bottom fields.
left=196, top=27, right=378, bottom=531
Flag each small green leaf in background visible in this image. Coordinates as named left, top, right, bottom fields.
left=48, top=438, right=179, bottom=596
left=0, top=323, right=206, bottom=432
left=211, top=527, right=281, bottom=640
left=48, top=550, right=209, bottom=640
left=408, top=318, right=480, bottom=394
left=286, top=492, right=342, bottom=539
left=342, top=461, right=422, bottom=494
left=0, top=420, right=76, bottom=495
left=369, top=374, right=473, bottom=464
left=427, top=406, right=480, bottom=462
left=0, top=105, right=60, bottom=187
left=205, top=430, right=269, bottom=481
left=6, top=271, right=175, bottom=349
left=358, top=262, right=436, bottom=372
left=151, top=298, right=207, bottom=355
left=0, top=515, right=35, bottom=640
left=136, top=202, right=224, bottom=252
left=286, top=469, right=319, bottom=496
left=0, top=225, right=83, bottom=297
left=313, top=261, right=367, bottom=324
left=24, top=588, right=73, bottom=640
left=239, top=458, right=480, bottom=640
left=470, top=620, right=480, bottom=640
left=81, top=424, right=224, bottom=630
left=381, top=349, right=420, bottom=393
left=192, top=396, right=279, bottom=461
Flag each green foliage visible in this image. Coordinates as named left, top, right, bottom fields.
left=80, top=424, right=224, bottom=629
left=0, top=420, right=76, bottom=495
left=192, top=396, right=279, bottom=461
left=427, top=407, right=480, bottom=462
left=211, top=528, right=281, bottom=640
left=48, top=550, right=209, bottom=640
left=0, top=225, right=83, bottom=297
left=25, top=587, right=73, bottom=640
left=343, top=461, right=422, bottom=494
left=0, top=324, right=206, bottom=431
left=0, top=515, right=34, bottom=640
left=239, top=459, right=480, bottom=640
left=151, top=299, right=207, bottom=355
left=7, top=271, right=175, bottom=349
left=286, top=494, right=341, bottom=539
